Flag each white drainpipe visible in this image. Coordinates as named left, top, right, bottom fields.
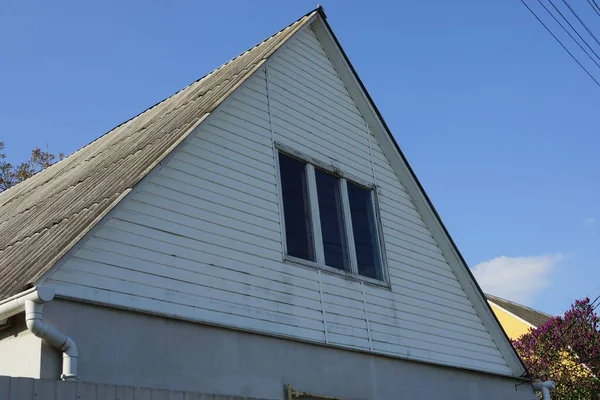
left=0, top=287, right=78, bottom=380
left=532, top=381, right=555, bottom=400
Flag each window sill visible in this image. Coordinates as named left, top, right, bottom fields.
left=283, top=255, right=391, bottom=290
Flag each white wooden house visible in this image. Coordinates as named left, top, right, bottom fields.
left=0, top=8, right=536, bottom=400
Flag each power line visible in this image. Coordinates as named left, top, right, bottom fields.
left=537, top=0, right=600, bottom=68
left=519, top=0, right=600, bottom=87
left=562, top=0, right=600, bottom=47
left=548, top=0, right=600, bottom=62
left=587, top=0, right=600, bottom=18
left=585, top=284, right=600, bottom=299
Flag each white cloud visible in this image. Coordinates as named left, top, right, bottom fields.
left=584, top=217, right=596, bottom=226
left=472, top=254, right=563, bottom=304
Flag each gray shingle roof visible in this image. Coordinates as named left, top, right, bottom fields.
left=0, top=10, right=317, bottom=301
left=486, top=294, right=553, bottom=328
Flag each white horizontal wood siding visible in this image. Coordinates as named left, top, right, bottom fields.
left=44, top=25, right=512, bottom=376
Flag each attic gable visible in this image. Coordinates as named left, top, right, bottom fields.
left=35, top=15, right=526, bottom=378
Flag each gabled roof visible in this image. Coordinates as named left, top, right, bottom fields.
left=0, top=7, right=527, bottom=378
left=487, top=294, right=553, bottom=328
left=0, top=9, right=317, bottom=301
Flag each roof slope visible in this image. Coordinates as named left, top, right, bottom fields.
left=487, top=294, right=553, bottom=328
left=0, top=10, right=316, bottom=301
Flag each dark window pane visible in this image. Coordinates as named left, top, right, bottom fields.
left=279, top=153, right=314, bottom=261
left=315, top=169, right=348, bottom=271
left=348, top=183, right=381, bottom=279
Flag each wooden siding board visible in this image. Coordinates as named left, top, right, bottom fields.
left=129, top=193, right=280, bottom=240
left=52, top=268, right=326, bottom=333
left=174, top=147, right=276, bottom=187
left=266, top=70, right=366, bottom=128
left=369, top=330, right=506, bottom=364
left=269, top=100, right=370, bottom=165
left=268, top=85, right=367, bottom=149
left=103, top=218, right=282, bottom=266
left=139, top=182, right=279, bottom=231
left=372, top=340, right=513, bottom=375
left=79, top=240, right=319, bottom=294
left=270, top=119, right=373, bottom=180
left=381, top=222, right=437, bottom=247
left=50, top=281, right=326, bottom=343
left=190, top=129, right=273, bottom=161
left=110, top=209, right=282, bottom=256
left=207, top=115, right=272, bottom=145
left=197, top=122, right=272, bottom=156
left=387, top=255, right=458, bottom=282
left=380, top=211, right=433, bottom=237
left=151, top=174, right=280, bottom=223
left=44, top=27, right=512, bottom=376
left=389, top=264, right=462, bottom=290
left=327, top=333, right=371, bottom=350
left=267, top=80, right=369, bottom=141
left=123, top=193, right=281, bottom=248
left=158, top=168, right=279, bottom=215
left=85, top=228, right=319, bottom=284
left=366, top=310, right=494, bottom=347
left=57, top=262, right=324, bottom=324
left=182, top=138, right=275, bottom=176
left=62, top=257, right=323, bottom=316
left=364, top=292, right=485, bottom=329
left=266, top=62, right=361, bottom=121
left=124, top=195, right=278, bottom=241
left=275, top=49, right=351, bottom=100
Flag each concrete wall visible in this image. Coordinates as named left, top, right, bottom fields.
left=35, top=299, right=534, bottom=400
left=0, top=314, right=42, bottom=378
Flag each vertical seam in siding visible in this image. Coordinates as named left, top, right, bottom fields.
left=340, top=179, right=359, bottom=274
left=265, top=66, right=287, bottom=260
left=367, top=132, right=378, bottom=187
left=318, top=270, right=329, bottom=343
left=361, top=281, right=373, bottom=351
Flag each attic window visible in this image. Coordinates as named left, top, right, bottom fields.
left=277, top=149, right=385, bottom=282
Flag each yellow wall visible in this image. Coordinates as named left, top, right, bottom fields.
left=488, top=302, right=534, bottom=340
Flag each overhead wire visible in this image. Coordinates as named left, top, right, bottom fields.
left=518, top=0, right=600, bottom=87
left=587, top=0, right=600, bottom=18
left=561, top=0, right=600, bottom=47
left=547, top=0, right=600, bottom=61
left=535, top=0, right=600, bottom=69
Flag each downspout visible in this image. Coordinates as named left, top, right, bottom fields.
left=532, top=381, right=555, bottom=400
left=0, top=287, right=78, bottom=380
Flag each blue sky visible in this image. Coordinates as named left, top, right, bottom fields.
left=1, top=1, right=598, bottom=315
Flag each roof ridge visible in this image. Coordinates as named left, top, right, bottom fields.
left=486, top=294, right=554, bottom=318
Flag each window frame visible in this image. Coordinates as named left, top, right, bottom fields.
left=275, top=142, right=389, bottom=287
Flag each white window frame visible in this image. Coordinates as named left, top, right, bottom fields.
left=275, top=142, right=389, bottom=287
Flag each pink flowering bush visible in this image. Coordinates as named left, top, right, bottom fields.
left=512, top=298, right=600, bottom=399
